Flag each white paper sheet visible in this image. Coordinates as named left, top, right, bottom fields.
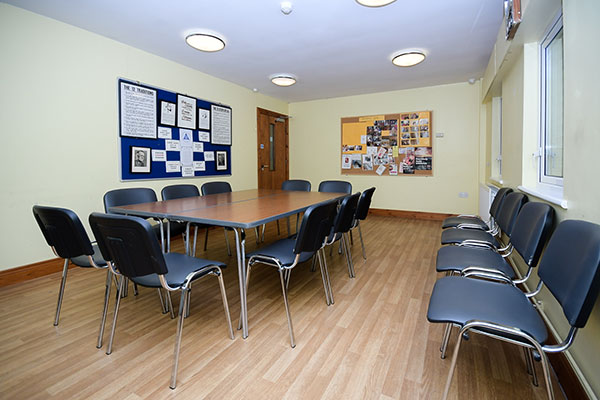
left=210, top=105, right=232, bottom=145
left=204, top=151, right=215, bottom=161
left=166, top=161, right=181, bottom=173
left=151, top=149, right=167, bottom=162
left=120, top=82, right=157, bottom=138
left=193, top=161, right=206, bottom=171
left=165, top=140, right=180, bottom=151
left=193, top=142, right=204, bottom=152
left=342, top=155, right=351, bottom=169
left=376, top=165, right=386, bottom=175
left=177, top=95, right=196, bottom=129
left=181, top=166, right=194, bottom=177
left=198, top=108, right=210, bottom=130
left=158, top=126, right=172, bottom=139
left=198, top=131, right=210, bottom=142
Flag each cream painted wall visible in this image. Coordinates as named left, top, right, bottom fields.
left=480, top=0, right=600, bottom=397
left=289, top=83, right=480, bottom=214
left=0, top=4, right=288, bottom=269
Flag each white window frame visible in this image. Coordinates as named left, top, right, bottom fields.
left=490, top=97, right=503, bottom=181
left=539, top=13, right=563, bottom=187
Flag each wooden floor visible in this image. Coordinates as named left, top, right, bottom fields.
left=0, top=216, right=565, bottom=399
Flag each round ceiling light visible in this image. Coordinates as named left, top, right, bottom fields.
left=392, top=51, right=426, bottom=67
left=356, top=0, right=396, bottom=7
left=185, top=33, right=226, bottom=52
left=270, top=74, right=297, bottom=87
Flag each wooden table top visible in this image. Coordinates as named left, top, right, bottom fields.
left=109, top=189, right=347, bottom=229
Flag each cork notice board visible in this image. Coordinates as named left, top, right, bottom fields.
left=341, top=111, right=432, bottom=176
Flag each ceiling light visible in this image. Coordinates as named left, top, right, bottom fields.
left=356, top=0, right=396, bottom=7
left=270, top=74, right=297, bottom=87
left=392, top=51, right=426, bottom=67
left=185, top=33, right=225, bottom=52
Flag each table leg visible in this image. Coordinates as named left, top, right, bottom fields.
left=232, top=228, right=249, bottom=338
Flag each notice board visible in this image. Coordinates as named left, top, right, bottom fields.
left=118, top=78, right=232, bottom=181
left=341, top=111, right=432, bottom=176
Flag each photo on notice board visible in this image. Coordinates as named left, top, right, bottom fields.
left=130, top=146, right=151, bottom=174
left=160, top=101, right=176, bottom=126
left=216, top=151, right=228, bottom=171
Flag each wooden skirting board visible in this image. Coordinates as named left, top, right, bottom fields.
left=0, top=257, right=69, bottom=287
left=369, top=208, right=454, bottom=221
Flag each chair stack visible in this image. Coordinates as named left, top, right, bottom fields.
left=426, top=188, right=600, bottom=400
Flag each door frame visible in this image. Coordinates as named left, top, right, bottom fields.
left=256, top=107, right=289, bottom=189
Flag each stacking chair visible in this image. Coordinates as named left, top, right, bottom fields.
left=427, top=219, right=600, bottom=400
left=441, top=187, right=512, bottom=230
left=350, top=187, right=376, bottom=260
left=440, top=192, right=527, bottom=249
left=32, top=205, right=111, bottom=348
left=161, top=184, right=208, bottom=256
left=324, top=193, right=361, bottom=278
left=243, top=199, right=338, bottom=347
left=200, top=181, right=234, bottom=255
left=318, top=180, right=352, bottom=194
left=103, top=187, right=186, bottom=253
left=278, top=179, right=312, bottom=236
left=89, top=212, right=234, bottom=390
left=436, top=202, right=554, bottom=359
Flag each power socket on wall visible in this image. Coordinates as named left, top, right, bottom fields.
left=458, top=192, right=469, bottom=198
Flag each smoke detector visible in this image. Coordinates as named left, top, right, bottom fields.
left=281, top=1, right=293, bottom=15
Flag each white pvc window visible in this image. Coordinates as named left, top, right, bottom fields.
left=540, top=15, right=563, bottom=186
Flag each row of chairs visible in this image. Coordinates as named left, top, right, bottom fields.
left=32, top=180, right=375, bottom=389
left=426, top=188, right=600, bottom=399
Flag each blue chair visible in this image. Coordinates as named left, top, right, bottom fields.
left=318, top=180, right=352, bottom=194
left=441, top=187, right=512, bottom=231
left=325, top=193, right=361, bottom=278
left=350, top=187, right=376, bottom=260
left=427, top=219, right=600, bottom=400
left=161, top=184, right=207, bottom=256
left=278, top=179, right=312, bottom=236
left=89, top=212, right=234, bottom=389
left=200, top=181, right=234, bottom=256
left=243, top=199, right=338, bottom=347
left=32, top=205, right=110, bottom=348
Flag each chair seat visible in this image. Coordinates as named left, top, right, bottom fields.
left=441, top=216, right=488, bottom=230
left=131, top=252, right=225, bottom=288
left=427, top=276, right=548, bottom=343
left=440, top=228, right=500, bottom=246
left=246, top=238, right=314, bottom=267
left=70, top=244, right=107, bottom=268
left=436, top=246, right=515, bottom=278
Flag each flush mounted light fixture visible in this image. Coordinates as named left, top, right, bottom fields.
left=185, top=33, right=226, bottom=52
left=356, top=0, right=396, bottom=7
left=392, top=51, right=426, bottom=67
left=270, top=74, right=297, bottom=87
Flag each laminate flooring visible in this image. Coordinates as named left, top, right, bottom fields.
left=0, top=216, right=565, bottom=399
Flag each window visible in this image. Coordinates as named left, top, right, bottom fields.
left=490, top=97, right=502, bottom=181
left=540, top=15, right=563, bottom=186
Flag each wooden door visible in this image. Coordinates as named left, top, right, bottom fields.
left=257, top=108, right=289, bottom=189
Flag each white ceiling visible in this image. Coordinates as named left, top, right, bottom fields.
left=5, top=0, right=504, bottom=102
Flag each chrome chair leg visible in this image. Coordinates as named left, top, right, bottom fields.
left=97, top=269, right=113, bottom=348
left=122, top=278, right=129, bottom=298
left=440, top=323, right=452, bottom=358
left=192, top=226, right=198, bottom=257
left=53, top=258, right=70, bottom=326
left=254, top=227, right=260, bottom=244
left=286, top=217, right=291, bottom=236
left=310, top=254, right=317, bottom=272
left=317, top=250, right=331, bottom=305
left=320, top=249, right=334, bottom=305
left=184, top=284, right=192, bottom=318
left=261, top=224, right=266, bottom=242
left=525, top=347, right=539, bottom=386
left=279, top=268, right=296, bottom=348
left=224, top=228, right=232, bottom=256
left=357, top=222, right=366, bottom=260
left=157, top=288, right=168, bottom=314
left=350, top=230, right=354, bottom=245
left=204, top=228, right=209, bottom=251
left=215, top=269, right=235, bottom=339
left=106, top=276, right=125, bottom=355
left=276, top=220, right=280, bottom=235
left=166, top=291, right=175, bottom=319
left=342, top=233, right=355, bottom=278
left=442, top=328, right=466, bottom=399
left=170, top=287, right=188, bottom=389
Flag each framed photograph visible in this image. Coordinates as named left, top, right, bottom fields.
left=130, top=146, right=151, bottom=174
left=216, top=151, right=227, bottom=171
left=160, top=101, right=176, bottom=126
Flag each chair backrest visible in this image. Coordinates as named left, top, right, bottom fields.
left=161, top=184, right=200, bottom=200
left=495, top=192, right=528, bottom=236
left=355, top=187, right=376, bottom=221
left=318, top=180, right=352, bottom=194
left=510, top=202, right=554, bottom=267
left=33, top=205, right=94, bottom=259
left=293, top=200, right=338, bottom=254
left=489, top=187, right=513, bottom=219
left=201, top=181, right=232, bottom=196
left=103, top=188, right=158, bottom=213
left=281, top=179, right=311, bottom=192
left=89, top=212, right=168, bottom=278
left=538, top=220, right=600, bottom=328
left=332, top=193, right=361, bottom=234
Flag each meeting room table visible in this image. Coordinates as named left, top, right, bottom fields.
left=108, top=188, right=347, bottom=339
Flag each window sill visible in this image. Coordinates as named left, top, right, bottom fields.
left=489, top=177, right=504, bottom=186
left=518, top=184, right=567, bottom=209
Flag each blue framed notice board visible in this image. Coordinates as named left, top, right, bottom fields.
left=118, top=78, right=232, bottom=181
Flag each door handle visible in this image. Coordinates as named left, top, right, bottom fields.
left=261, top=164, right=269, bottom=171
